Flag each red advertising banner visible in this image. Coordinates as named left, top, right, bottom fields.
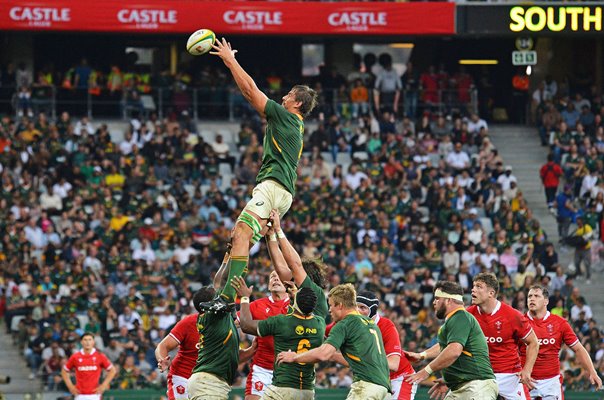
left=0, top=1, right=455, bottom=35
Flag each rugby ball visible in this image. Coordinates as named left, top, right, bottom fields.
left=186, top=29, right=216, bottom=56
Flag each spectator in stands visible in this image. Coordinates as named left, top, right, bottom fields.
left=374, top=54, right=401, bottom=115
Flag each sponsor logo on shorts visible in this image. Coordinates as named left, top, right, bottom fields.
left=256, top=201, right=264, bottom=206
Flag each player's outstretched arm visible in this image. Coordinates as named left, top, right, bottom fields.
left=155, top=334, right=180, bottom=372
left=405, top=343, right=440, bottom=363
left=571, top=341, right=603, bottom=390
left=406, top=342, right=462, bottom=385
left=277, top=343, right=337, bottom=365
left=270, top=209, right=307, bottom=286
left=231, top=276, right=258, bottom=335
left=210, top=38, right=268, bottom=117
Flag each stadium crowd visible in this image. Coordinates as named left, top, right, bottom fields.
left=0, top=59, right=603, bottom=395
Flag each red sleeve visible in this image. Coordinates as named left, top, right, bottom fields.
left=380, top=319, right=402, bottom=357
left=325, top=322, right=336, bottom=337
left=561, top=319, right=579, bottom=347
left=100, top=353, right=113, bottom=370
left=169, top=317, right=187, bottom=344
left=64, top=354, right=75, bottom=371
left=514, top=310, right=532, bottom=340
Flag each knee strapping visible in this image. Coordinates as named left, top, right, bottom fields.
left=238, top=211, right=262, bottom=236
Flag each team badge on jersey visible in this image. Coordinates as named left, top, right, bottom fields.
left=547, top=323, right=554, bottom=334
left=495, top=321, right=502, bottom=332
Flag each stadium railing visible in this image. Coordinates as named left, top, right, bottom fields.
left=0, top=85, right=478, bottom=121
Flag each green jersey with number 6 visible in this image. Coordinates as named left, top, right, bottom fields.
left=256, top=99, right=304, bottom=196
left=191, top=311, right=239, bottom=384
left=325, top=313, right=391, bottom=392
left=258, top=313, right=325, bottom=390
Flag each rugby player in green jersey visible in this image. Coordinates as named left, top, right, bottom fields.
left=188, top=285, right=250, bottom=400
left=277, top=284, right=391, bottom=400
left=204, top=38, right=319, bottom=313
left=234, top=276, right=326, bottom=400
left=406, top=281, right=497, bottom=400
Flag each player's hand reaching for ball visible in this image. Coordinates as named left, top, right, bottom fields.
left=231, top=276, right=253, bottom=298
left=210, top=38, right=238, bottom=63
left=276, top=350, right=297, bottom=365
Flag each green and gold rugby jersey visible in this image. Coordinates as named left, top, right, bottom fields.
left=256, top=99, right=304, bottom=195
left=437, top=308, right=495, bottom=391
left=325, top=312, right=391, bottom=392
left=191, top=311, right=239, bottom=384
left=258, top=313, right=325, bottom=390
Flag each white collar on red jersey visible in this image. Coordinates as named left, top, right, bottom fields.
left=374, top=314, right=381, bottom=324
left=478, top=300, right=501, bottom=316
left=81, top=348, right=96, bottom=355
left=268, top=295, right=290, bottom=304
left=527, top=311, right=550, bottom=321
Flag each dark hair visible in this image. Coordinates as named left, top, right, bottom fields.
left=529, top=285, right=549, bottom=298
left=302, top=258, right=328, bottom=289
left=80, top=332, right=95, bottom=340
left=473, top=272, right=500, bottom=295
left=193, top=286, right=217, bottom=313
left=296, top=287, right=318, bottom=315
left=434, top=281, right=464, bottom=297
left=292, top=85, right=318, bottom=117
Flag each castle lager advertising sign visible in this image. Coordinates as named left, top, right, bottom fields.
left=459, top=4, right=604, bottom=35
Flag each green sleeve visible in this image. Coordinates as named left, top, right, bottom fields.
left=258, top=315, right=279, bottom=337
left=325, top=320, right=345, bottom=350
left=445, top=313, right=471, bottom=347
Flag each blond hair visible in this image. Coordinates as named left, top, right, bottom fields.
left=329, top=284, right=357, bottom=309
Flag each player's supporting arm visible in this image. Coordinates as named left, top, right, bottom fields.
left=95, top=366, right=117, bottom=394
left=277, top=343, right=338, bottom=365
left=213, top=252, right=231, bottom=290
left=231, top=276, right=258, bottom=335
left=61, top=368, right=79, bottom=396
left=270, top=210, right=307, bottom=286
left=210, top=38, right=268, bottom=116
left=155, top=334, right=180, bottom=372
left=406, top=342, right=462, bottom=385
left=266, top=231, right=293, bottom=282
left=571, top=341, right=603, bottom=390
left=520, top=330, right=539, bottom=390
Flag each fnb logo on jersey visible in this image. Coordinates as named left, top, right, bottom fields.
left=9, top=7, right=70, bottom=27
left=117, top=9, right=177, bottom=29
left=327, top=12, right=387, bottom=31
left=538, top=338, right=556, bottom=345
left=223, top=10, right=283, bottom=31
left=485, top=336, right=503, bottom=343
